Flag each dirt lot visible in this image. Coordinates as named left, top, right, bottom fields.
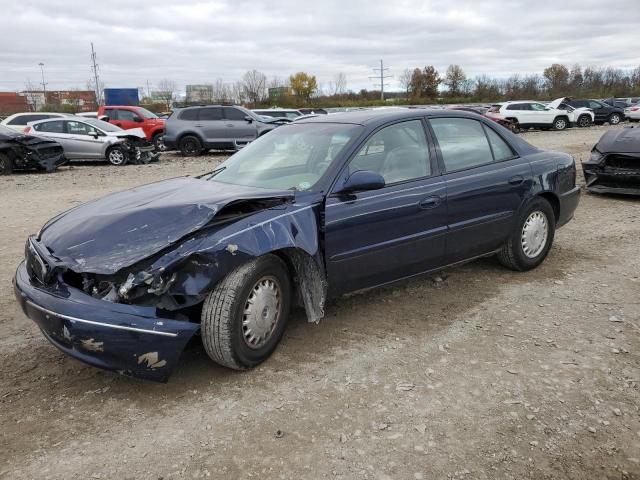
left=1, top=125, right=639, bottom=480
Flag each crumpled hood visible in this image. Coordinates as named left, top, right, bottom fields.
left=109, top=127, right=146, bottom=139
left=0, top=132, right=59, bottom=146
left=596, top=127, right=640, bottom=154
left=39, top=177, right=294, bottom=274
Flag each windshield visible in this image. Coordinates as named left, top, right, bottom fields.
left=137, top=107, right=159, bottom=119
left=0, top=124, right=17, bottom=136
left=82, top=118, right=123, bottom=132
left=209, top=123, right=363, bottom=191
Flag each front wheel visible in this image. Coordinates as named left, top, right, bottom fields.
left=577, top=115, right=592, bottom=128
left=608, top=113, right=621, bottom=125
left=106, top=146, right=127, bottom=166
left=0, top=153, right=13, bottom=175
left=179, top=135, right=203, bottom=156
left=497, top=198, right=556, bottom=271
left=553, top=117, right=568, bottom=130
left=201, top=255, right=291, bottom=370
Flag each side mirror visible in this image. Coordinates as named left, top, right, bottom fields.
left=336, top=170, right=386, bottom=194
left=244, top=115, right=254, bottom=123
left=133, top=116, right=144, bottom=122
left=89, top=130, right=99, bottom=138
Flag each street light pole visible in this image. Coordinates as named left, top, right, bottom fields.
left=38, top=62, right=47, bottom=109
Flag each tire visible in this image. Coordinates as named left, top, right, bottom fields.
left=506, top=118, right=520, bottom=133
left=201, top=254, right=292, bottom=370
left=106, top=146, right=127, bottom=166
left=553, top=117, right=568, bottom=130
left=577, top=115, right=592, bottom=128
left=179, top=135, right=203, bottom=156
left=497, top=197, right=556, bottom=272
left=0, top=153, right=14, bottom=175
left=152, top=133, right=166, bottom=152
left=608, top=113, right=621, bottom=125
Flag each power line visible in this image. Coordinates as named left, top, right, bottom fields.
left=90, top=42, right=102, bottom=105
left=369, top=59, right=392, bottom=100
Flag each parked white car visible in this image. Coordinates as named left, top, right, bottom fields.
left=0, top=112, right=70, bottom=132
left=624, top=104, right=640, bottom=122
left=486, top=99, right=594, bottom=131
left=25, top=117, right=157, bottom=166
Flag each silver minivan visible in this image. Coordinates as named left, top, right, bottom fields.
left=26, top=117, right=157, bottom=166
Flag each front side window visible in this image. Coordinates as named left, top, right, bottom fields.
left=530, top=103, right=547, bottom=111
left=66, top=121, right=94, bottom=135
left=34, top=120, right=65, bottom=133
left=117, top=110, right=140, bottom=122
left=349, top=120, right=430, bottom=184
left=430, top=118, right=494, bottom=172
left=104, top=109, right=118, bottom=119
left=588, top=100, right=603, bottom=109
left=209, top=123, right=362, bottom=191
left=224, top=107, right=247, bottom=121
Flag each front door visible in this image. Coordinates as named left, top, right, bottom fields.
left=325, top=119, right=447, bottom=295
left=428, top=117, right=531, bottom=263
left=110, top=109, right=141, bottom=131
left=62, top=120, right=105, bottom=159
left=223, top=107, right=258, bottom=144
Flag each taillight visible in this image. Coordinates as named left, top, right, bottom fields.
left=23, top=126, right=31, bottom=133
left=632, top=106, right=639, bottom=111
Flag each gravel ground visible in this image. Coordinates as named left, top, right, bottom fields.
left=0, top=125, right=639, bottom=480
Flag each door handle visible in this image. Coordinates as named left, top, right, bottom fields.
left=508, top=175, right=524, bottom=185
left=226, top=124, right=234, bottom=127
left=419, top=196, right=442, bottom=209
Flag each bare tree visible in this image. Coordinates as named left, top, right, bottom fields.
left=328, top=72, right=347, bottom=96
left=24, top=79, right=40, bottom=111
left=231, top=81, right=247, bottom=105
left=242, top=70, right=267, bottom=107
left=156, top=79, right=178, bottom=110
left=398, top=68, right=412, bottom=96
left=212, top=79, right=231, bottom=103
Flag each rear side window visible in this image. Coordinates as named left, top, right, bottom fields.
left=104, top=109, right=118, bottom=119
left=484, top=126, right=516, bottom=161
left=34, top=120, right=65, bottom=133
left=224, top=107, right=247, bottom=121
left=199, top=107, right=223, bottom=121
left=179, top=109, right=199, bottom=121
left=430, top=118, right=494, bottom=172
left=506, top=104, right=525, bottom=111
left=8, top=114, right=55, bottom=125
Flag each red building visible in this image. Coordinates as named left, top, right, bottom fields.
left=0, top=92, right=30, bottom=116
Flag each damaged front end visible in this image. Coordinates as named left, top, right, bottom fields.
left=583, top=127, right=640, bottom=195
left=120, top=136, right=159, bottom=165
left=14, top=177, right=327, bottom=381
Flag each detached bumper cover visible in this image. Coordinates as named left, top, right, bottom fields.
left=13, top=262, right=199, bottom=382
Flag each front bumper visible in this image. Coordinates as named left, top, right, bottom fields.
left=13, top=262, right=199, bottom=382
left=583, top=165, right=640, bottom=196
left=18, top=149, right=66, bottom=172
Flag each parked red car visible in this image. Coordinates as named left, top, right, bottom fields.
left=97, top=106, right=165, bottom=150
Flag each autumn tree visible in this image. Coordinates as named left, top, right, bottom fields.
left=409, top=66, right=440, bottom=99
left=543, top=63, right=570, bottom=97
left=444, top=64, right=466, bottom=97
left=289, top=71, right=318, bottom=104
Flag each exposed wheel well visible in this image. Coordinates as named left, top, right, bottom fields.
left=538, top=192, right=560, bottom=225
left=554, top=115, right=569, bottom=122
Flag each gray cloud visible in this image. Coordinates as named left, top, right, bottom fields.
left=1, top=0, right=638, bottom=93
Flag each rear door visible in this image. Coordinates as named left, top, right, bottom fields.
left=197, top=107, right=226, bottom=143
left=325, top=118, right=447, bottom=294
left=223, top=107, right=258, bottom=143
left=31, top=120, right=70, bottom=151
left=505, top=103, right=530, bottom=125
left=428, top=117, right=531, bottom=263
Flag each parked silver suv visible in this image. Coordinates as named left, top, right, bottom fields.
left=163, top=105, right=277, bottom=155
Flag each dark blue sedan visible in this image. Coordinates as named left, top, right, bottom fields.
left=14, top=109, right=580, bottom=381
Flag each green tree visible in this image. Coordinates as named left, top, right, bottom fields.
left=289, top=72, right=318, bottom=104
left=444, top=64, right=466, bottom=97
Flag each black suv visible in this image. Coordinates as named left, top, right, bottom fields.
left=163, top=105, right=277, bottom=155
left=566, top=99, right=625, bottom=125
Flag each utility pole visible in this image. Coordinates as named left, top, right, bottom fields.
left=90, top=42, right=102, bottom=105
left=38, top=62, right=47, bottom=108
left=369, top=59, right=392, bottom=100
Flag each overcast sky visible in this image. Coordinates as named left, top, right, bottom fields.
left=1, top=0, right=639, bottom=94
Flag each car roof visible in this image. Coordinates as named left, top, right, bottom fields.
left=27, top=115, right=86, bottom=124
left=294, top=107, right=486, bottom=126
left=253, top=108, right=300, bottom=112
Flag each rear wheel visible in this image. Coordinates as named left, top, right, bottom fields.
left=577, top=115, right=592, bottom=128
left=0, top=153, right=13, bottom=175
left=608, top=113, right=621, bottom=125
left=553, top=117, right=568, bottom=130
left=201, top=255, right=292, bottom=370
left=179, top=135, right=203, bottom=156
left=497, top=198, right=556, bottom=271
left=106, top=146, right=127, bottom=166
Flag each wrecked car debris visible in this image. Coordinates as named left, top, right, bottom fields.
left=0, top=124, right=65, bottom=174
left=14, top=109, right=580, bottom=382
left=583, top=126, right=640, bottom=195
